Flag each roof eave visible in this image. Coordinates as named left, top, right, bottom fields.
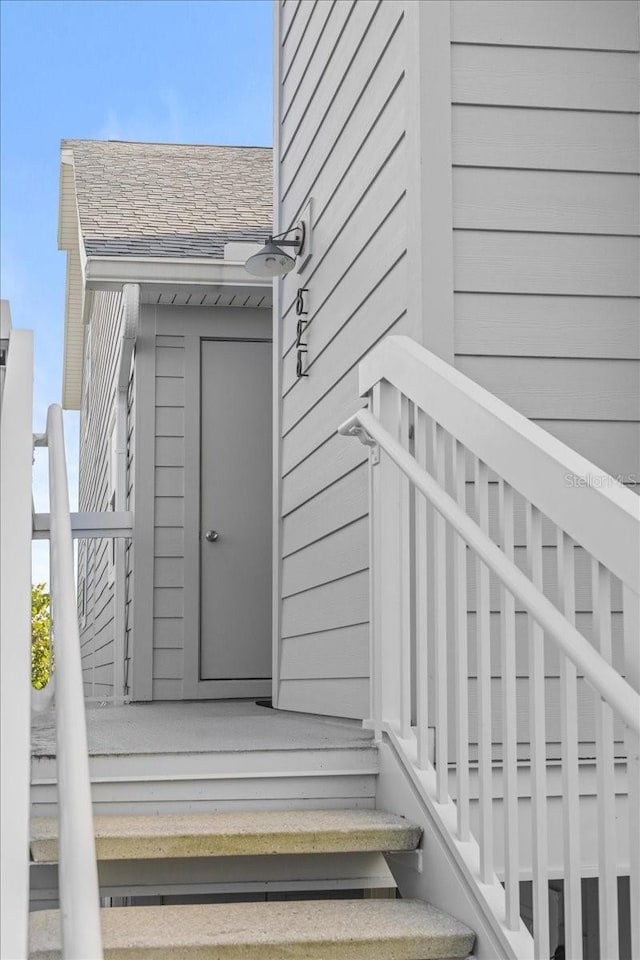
left=61, top=253, right=272, bottom=411
left=84, top=255, right=271, bottom=292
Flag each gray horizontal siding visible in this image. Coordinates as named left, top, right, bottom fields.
left=275, top=0, right=408, bottom=721
left=152, top=336, right=186, bottom=699
left=139, top=307, right=272, bottom=700
left=278, top=678, right=369, bottom=720
left=78, top=290, right=123, bottom=699
left=450, top=0, right=639, bottom=51
left=275, top=0, right=639, bottom=727
left=455, top=294, right=640, bottom=360
left=452, top=44, right=639, bottom=112
left=448, top=0, right=638, bottom=754
left=452, top=106, right=638, bottom=173
left=450, top=0, right=639, bottom=509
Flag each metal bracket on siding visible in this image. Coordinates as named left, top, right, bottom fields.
left=337, top=413, right=380, bottom=465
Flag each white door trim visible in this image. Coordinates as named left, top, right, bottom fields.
left=183, top=332, right=272, bottom=700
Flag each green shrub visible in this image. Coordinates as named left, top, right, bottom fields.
left=32, top=583, right=53, bottom=689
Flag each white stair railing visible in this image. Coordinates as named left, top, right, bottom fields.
left=0, top=323, right=34, bottom=960
left=45, top=403, right=103, bottom=959
left=340, top=335, right=640, bottom=960
left=0, top=328, right=104, bottom=959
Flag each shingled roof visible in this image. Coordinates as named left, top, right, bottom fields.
left=62, top=139, right=272, bottom=258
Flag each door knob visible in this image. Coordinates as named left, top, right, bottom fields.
left=205, top=530, right=219, bottom=542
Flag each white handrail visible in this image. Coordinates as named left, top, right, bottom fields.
left=46, top=404, right=103, bottom=959
left=339, top=408, right=640, bottom=735
left=0, top=327, right=33, bottom=960
left=359, top=336, right=639, bottom=593
left=342, top=335, right=639, bottom=958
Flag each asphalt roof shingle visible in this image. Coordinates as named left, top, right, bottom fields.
left=63, top=139, right=273, bottom=259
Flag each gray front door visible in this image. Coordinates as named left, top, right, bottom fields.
left=199, top=338, right=272, bottom=688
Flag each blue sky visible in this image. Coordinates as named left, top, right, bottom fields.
left=0, top=0, right=272, bottom=583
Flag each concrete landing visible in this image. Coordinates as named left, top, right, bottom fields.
left=31, top=808, right=422, bottom=862
left=30, top=899, right=476, bottom=959
left=31, top=699, right=374, bottom=758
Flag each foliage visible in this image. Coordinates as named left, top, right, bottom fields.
left=32, top=583, right=53, bottom=689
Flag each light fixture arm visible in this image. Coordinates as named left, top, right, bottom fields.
left=243, top=221, right=306, bottom=278
left=270, top=222, right=305, bottom=254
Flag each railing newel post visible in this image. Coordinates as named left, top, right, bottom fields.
left=376, top=381, right=404, bottom=735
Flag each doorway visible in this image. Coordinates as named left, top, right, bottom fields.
left=197, top=337, right=272, bottom=695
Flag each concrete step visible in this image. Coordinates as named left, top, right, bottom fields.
left=31, top=808, right=422, bottom=863
left=29, top=899, right=475, bottom=959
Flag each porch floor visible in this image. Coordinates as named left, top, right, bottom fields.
left=31, top=699, right=374, bottom=759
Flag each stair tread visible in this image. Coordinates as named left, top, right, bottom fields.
left=30, top=808, right=422, bottom=862
left=29, top=899, right=475, bottom=959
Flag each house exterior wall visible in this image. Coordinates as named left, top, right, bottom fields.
left=130, top=303, right=272, bottom=702
left=78, top=290, right=123, bottom=699
left=124, top=358, right=135, bottom=696
left=274, top=0, right=410, bottom=719
left=448, top=0, right=639, bottom=756
left=450, top=0, right=639, bottom=483
left=274, top=0, right=639, bottom=721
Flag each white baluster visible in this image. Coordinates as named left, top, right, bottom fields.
left=499, top=479, right=519, bottom=929
left=557, top=531, right=582, bottom=959
left=399, top=396, right=412, bottom=740
left=377, top=381, right=403, bottom=733
left=453, top=439, right=470, bottom=838
left=592, top=559, right=619, bottom=960
left=475, top=458, right=493, bottom=880
left=622, top=584, right=640, bottom=960
left=433, top=421, right=449, bottom=803
left=415, top=409, right=430, bottom=769
left=369, top=383, right=383, bottom=733
left=526, top=502, right=550, bottom=959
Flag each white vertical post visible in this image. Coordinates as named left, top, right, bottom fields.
left=47, top=404, right=103, bottom=959
left=592, top=560, right=619, bottom=960
left=433, top=421, right=449, bottom=803
left=415, top=408, right=430, bottom=768
left=369, top=383, right=383, bottom=734
left=399, top=395, right=413, bottom=739
left=377, top=381, right=403, bottom=734
left=499, top=479, right=519, bottom=929
left=526, top=502, right=550, bottom=959
left=622, top=584, right=640, bottom=960
left=557, top=531, right=582, bottom=959
left=452, top=439, right=469, bottom=838
left=0, top=329, right=33, bottom=960
left=475, top=458, right=493, bottom=880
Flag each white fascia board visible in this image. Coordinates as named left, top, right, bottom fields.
left=60, top=150, right=90, bottom=410
left=62, top=255, right=271, bottom=409
left=84, top=256, right=272, bottom=292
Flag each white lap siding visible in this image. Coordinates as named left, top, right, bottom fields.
left=450, top=0, right=639, bottom=485
left=450, top=0, right=639, bottom=754
left=152, top=333, right=186, bottom=699
left=130, top=304, right=271, bottom=701
left=275, top=0, right=409, bottom=718
left=275, top=0, right=639, bottom=723
left=78, top=290, right=123, bottom=699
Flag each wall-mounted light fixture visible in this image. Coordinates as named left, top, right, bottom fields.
left=244, top=224, right=305, bottom=278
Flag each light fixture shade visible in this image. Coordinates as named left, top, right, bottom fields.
left=244, top=241, right=296, bottom=278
